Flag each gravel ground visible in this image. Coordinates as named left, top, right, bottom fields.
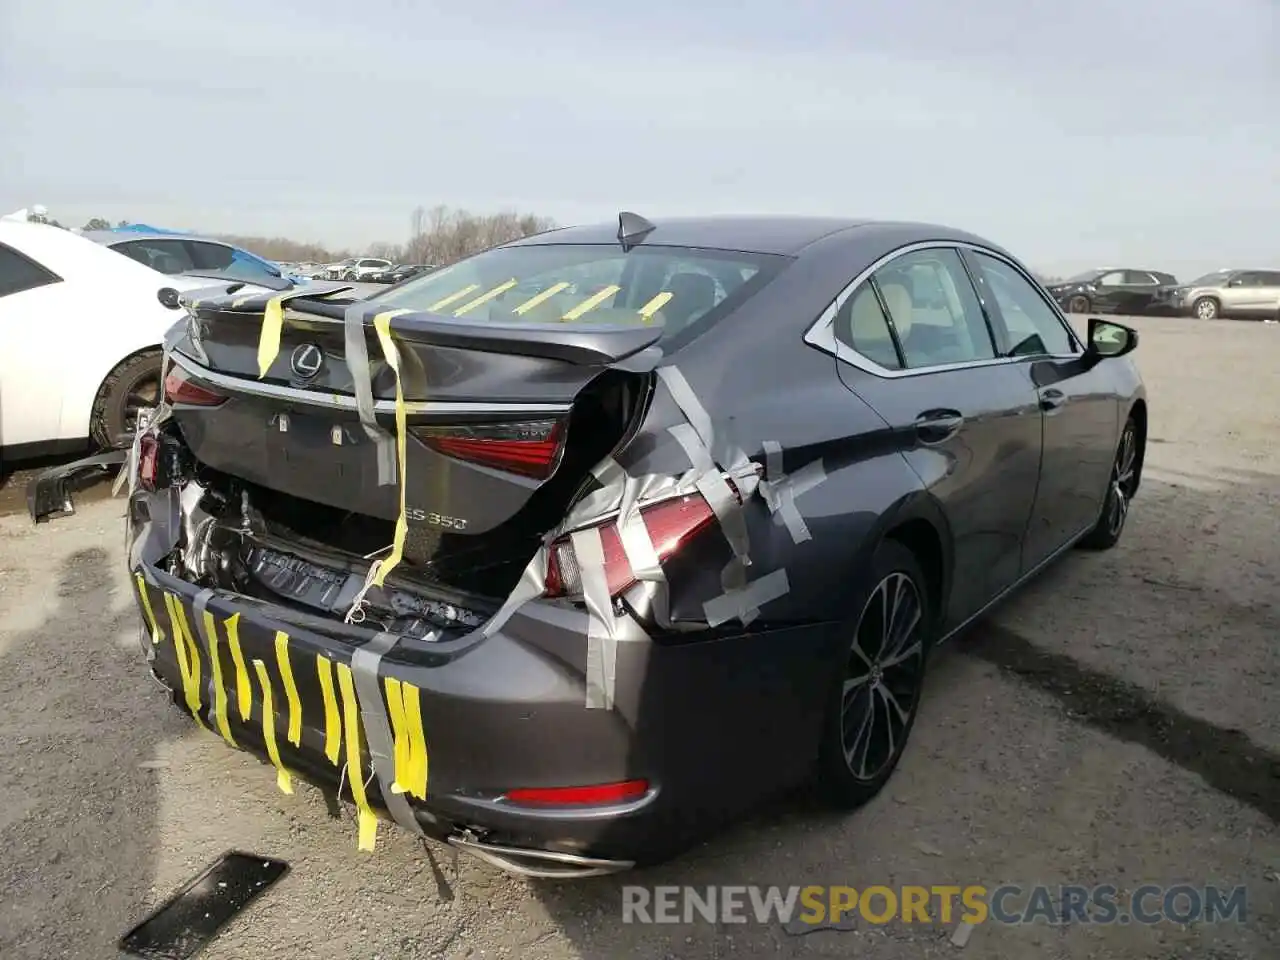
left=0, top=315, right=1277, bottom=959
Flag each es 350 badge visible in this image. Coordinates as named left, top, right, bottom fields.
left=405, top=507, right=468, bottom=530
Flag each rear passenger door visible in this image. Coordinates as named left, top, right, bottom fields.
left=961, top=249, right=1118, bottom=570
left=829, top=245, right=1044, bottom=629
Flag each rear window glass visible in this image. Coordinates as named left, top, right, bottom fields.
left=368, top=243, right=788, bottom=342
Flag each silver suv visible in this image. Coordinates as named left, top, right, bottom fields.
left=1170, top=269, right=1280, bottom=321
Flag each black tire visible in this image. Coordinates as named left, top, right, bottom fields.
left=1192, top=296, right=1219, bottom=320
left=1067, top=295, right=1092, bottom=314
left=90, top=351, right=163, bottom=449
left=1078, top=415, right=1139, bottom=551
left=817, top=539, right=933, bottom=808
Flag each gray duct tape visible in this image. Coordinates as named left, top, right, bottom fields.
left=343, top=301, right=397, bottom=485
left=350, top=632, right=426, bottom=837
left=571, top=527, right=618, bottom=710
left=657, top=367, right=715, bottom=454
left=192, top=588, right=217, bottom=716
left=562, top=457, right=627, bottom=530
left=704, top=568, right=791, bottom=628
left=480, top=545, right=550, bottom=639
left=759, top=441, right=827, bottom=545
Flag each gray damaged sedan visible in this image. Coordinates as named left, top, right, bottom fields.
left=32, top=213, right=1147, bottom=877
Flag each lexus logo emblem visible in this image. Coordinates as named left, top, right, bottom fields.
left=290, top=343, right=324, bottom=380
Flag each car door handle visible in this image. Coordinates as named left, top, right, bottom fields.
left=914, top=409, right=965, bottom=443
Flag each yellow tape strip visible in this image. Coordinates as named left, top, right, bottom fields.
left=336, top=662, right=378, bottom=851
left=638, top=291, right=673, bottom=322
left=428, top=285, right=480, bottom=312
left=164, top=594, right=207, bottom=730
left=512, top=281, right=569, bottom=315
left=252, top=659, right=294, bottom=795
left=134, top=574, right=164, bottom=645
left=370, top=311, right=409, bottom=588
left=383, top=676, right=411, bottom=794
left=223, top=613, right=253, bottom=721
left=257, top=294, right=287, bottom=379
left=203, top=608, right=237, bottom=747
left=316, top=655, right=342, bottom=765
left=273, top=631, right=303, bottom=747
left=402, top=681, right=429, bottom=800
left=453, top=278, right=518, bottom=316
left=562, top=285, right=622, bottom=321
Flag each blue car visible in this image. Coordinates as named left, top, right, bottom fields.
left=84, top=228, right=304, bottom=289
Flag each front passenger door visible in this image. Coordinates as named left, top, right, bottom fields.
left=963, top=250, right=1118, bottom=570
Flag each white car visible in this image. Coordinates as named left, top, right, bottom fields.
left=343, top=257, right=392, bottom=281
left=0, top=221, right=282, bottom=460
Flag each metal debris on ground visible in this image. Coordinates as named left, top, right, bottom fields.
left=950, top=919, right=975, bottom=948
left=118, top=851, right=289, bottom=959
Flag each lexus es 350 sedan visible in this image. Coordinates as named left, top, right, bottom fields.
left=33, top=214, right=1145, bottom=878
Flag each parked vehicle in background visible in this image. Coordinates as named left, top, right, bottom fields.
left=342, top=257, right=393, bottom=281
left=32, top=213, right=1148, bottom=876
left=325, top=258, right=357, bottom=280
left=1044, top=268, right=1179, bottom=316
left=368, top=263, right=435, bottom=283
left=85, top=230, right=300, bottom=289
left=1168, top=269, right=1280, bottom=320
left=0, top=220, right=288, bottom=460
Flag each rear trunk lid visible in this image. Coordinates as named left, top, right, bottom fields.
left=165, top=292, right=660, bottom=596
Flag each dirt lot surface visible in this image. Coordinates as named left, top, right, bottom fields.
left=1, top=316, right=1277, bottom=959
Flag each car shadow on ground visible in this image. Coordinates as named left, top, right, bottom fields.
left=522, top=468, right=1280, bottom=958
left=0, top=546, right=190, bottom=960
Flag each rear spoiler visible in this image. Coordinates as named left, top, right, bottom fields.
left=190, top=292, right=666, bottom=367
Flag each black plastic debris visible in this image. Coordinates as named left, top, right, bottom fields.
left=119, top=851, right=289, bottom=959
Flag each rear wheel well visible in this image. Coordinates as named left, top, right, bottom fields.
left=90, top=346, right=163, bottom=449
left=884, top=519, right=944, bottom=622
left=1127, top=398, right=1147, bottom=490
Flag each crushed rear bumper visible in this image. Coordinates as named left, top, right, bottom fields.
left=125, top=491, right=839, bottom=875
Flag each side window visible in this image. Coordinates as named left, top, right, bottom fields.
left=1123, top=270, right=1156, bottom=285
left=116, top=239, right=196, bottom=274
left=832, top=248, right=996, bottom=370
left=1096, top=270, right=1126, bottom=285
left=970, top=252, right=1076, bottom=357
left=833, top=283, right=903, bottom=370
left=0, top=244, right=61, bottom=298
left=872, top=248, right=996, bottom=368
left=1260, top=271, right=1280, bottom=287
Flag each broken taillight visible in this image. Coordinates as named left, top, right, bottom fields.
left=138, top=434, right=160, bottom=491
left=410, top=419, right=566, bottom=480
left=543, top=492, right=717, bottom=600
left=163, top=368, right=227, bottom=407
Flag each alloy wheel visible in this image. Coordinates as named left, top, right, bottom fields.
left=839, top=572, right=926, bottom=781
left=1195, top=298, right=1218, bottom=320
left=1106, top=424, right=1138, bottom=538
left=1068, top=296, right=1090, bottom=314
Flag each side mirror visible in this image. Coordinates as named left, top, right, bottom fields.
left=157, top=287, right=181, bottom=310
left=1085, top=318, right=1138, bottom=362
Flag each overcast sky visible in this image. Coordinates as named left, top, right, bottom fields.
left=2, top=0, right=1276, bottom=275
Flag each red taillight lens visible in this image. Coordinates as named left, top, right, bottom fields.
left=138, top=434, right=159, bottom=491
left=163, top=369, right=227, bottom=407
left=502, top=779, right=649, bottom=807
left=543, top=492, right=717, bottom=600
left=411, top=419, right=565, bottom=480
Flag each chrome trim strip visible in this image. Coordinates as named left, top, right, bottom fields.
left=802, top=239, right=1085, bottom=379
left=169, top=351, right=574, bottom=416
left=446, top=836, right=634, bottom=879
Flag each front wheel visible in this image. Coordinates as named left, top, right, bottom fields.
left=817, top=539, right=932, bottom=808
left=1067, top=295, right=1092, bottom=314
left=1193, top=297, right=1219, bottom=320
left=1078, top=416, right=1138, bottom=550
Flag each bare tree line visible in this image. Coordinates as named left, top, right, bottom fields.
left=217, top=205, right=556, bottom=266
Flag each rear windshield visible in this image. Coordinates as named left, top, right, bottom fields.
left=368, top=243, right=788, bottom=342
